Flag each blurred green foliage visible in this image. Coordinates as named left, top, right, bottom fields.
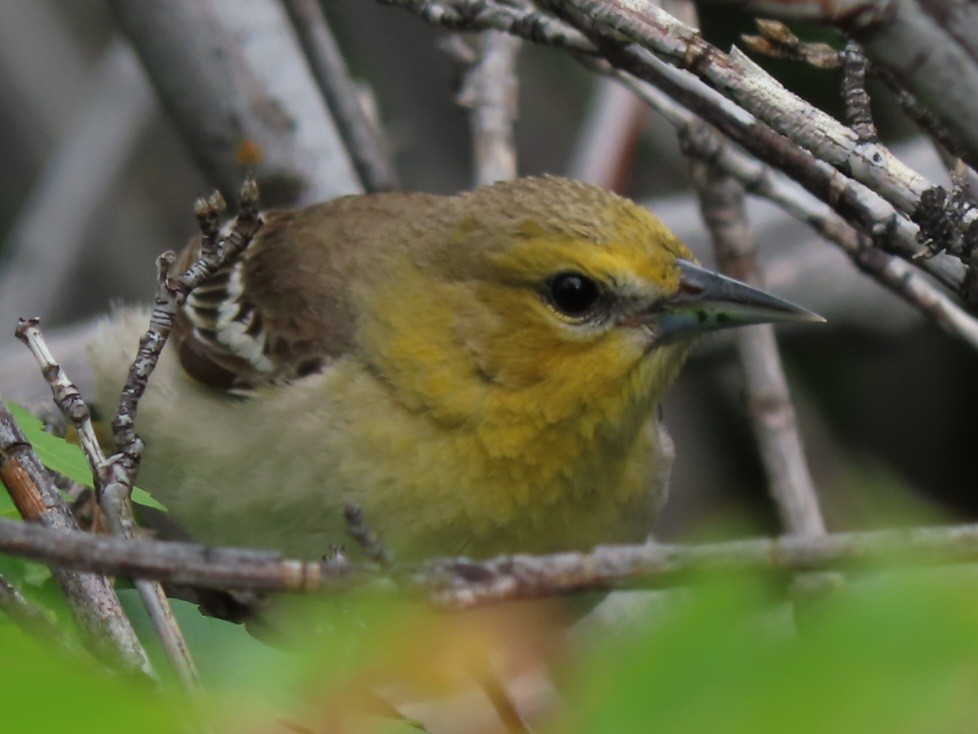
left=0, top=622, right=181, bottom=734
left=566, top=576, right=978, bottom=734
left=4, top=566, right=978, bottom=732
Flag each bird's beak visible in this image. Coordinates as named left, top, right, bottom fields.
left=653, top=259, right=824, bottom=343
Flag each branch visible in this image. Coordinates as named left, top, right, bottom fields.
left=0, top=404, right=152, bottom=675
left=344, top=504, right=393, bottom=568
left=689, top=155, right=826, bottom=536
left=6, top=514, right=978, bottom=609
left=697, top=0, right=978, bottom=172
left=106, top=0, right=363, bottom=205
left=840, top=41, right=876, bottom=143
left=376, top=0, right=594, bottom=53
left=9, top=180, right=261, bottom=688
left=457, top=30, right=521, bottom=186
left=546, top=0, right=931, bottom=215
left=281, top=0, right=400, bottom=193
left=15, top=319, right=199, bottom=687
left=111, top=181, right=262, bottom=481
left=613, top=74, right=978, bottom=349
left=376, top=0, right=969, bottom=299
left=740, top=19, right=840, bottom=69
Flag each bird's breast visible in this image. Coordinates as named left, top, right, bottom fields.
left=320, top=358, right=668, bottom=559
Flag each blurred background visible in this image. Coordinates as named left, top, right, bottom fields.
left=0, top=0, right=971, bottom=543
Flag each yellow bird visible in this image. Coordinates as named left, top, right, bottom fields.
left=89, top=176, right=817, bottom=561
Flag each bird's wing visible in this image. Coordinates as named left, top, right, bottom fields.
left=174, top=193, right=441, bottom=390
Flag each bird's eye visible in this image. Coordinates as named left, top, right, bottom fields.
left=548, top=272, right=600, bottom=317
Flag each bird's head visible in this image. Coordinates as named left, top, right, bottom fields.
left=356, top=176, right=818, bottom=432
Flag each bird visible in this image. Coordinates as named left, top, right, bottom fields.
left=88, top=176, right=819, bottom=562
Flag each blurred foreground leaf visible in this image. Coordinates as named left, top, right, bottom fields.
left=5, top=569, right=978, bottom=732
left=0, top=623, right=182, bottom=733
left=564, top=574, right=978, bottom=734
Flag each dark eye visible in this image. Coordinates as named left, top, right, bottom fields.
left=548, top=272, right=600, bottom=317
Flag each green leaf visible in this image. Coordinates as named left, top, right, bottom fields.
left=0, top=624, right=185, bottom=734
left=4, top=402, right=165, bottom=511
left=564, top=574, right=978, bottom=734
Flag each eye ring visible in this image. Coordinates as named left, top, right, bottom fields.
left=547, top=272, right=601, bottom=318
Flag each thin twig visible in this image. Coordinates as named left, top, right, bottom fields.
left=677, top=0, right=827, bottom=539
left=611, top=73, right=978, bottom=349
left=840, top=40, right=877, bottom=143
left=476, top=667, right=534, bottom=734
left=688, top=152, right=826, bottom=536
left=7, top=514, right=978, bottom=609
left=376, top=0, right=969, bottom=298
left=112, top=179, right=263, bottom=482
left=281, top=0, right=400, bottom=192
left=97, top=180, right=260, bottom=685
left=376, top=0, right=593, bottom=53
left=14, top=319, right=199, bottom=687
left=740, top=19, right=840, bottom=69
left=695, top=0, right=978, bottom=172
left=0, top=403, right=152, bottom=675
left=457, top=30, right=521, bottom=186
left=344, top=504, right=393, bottom=568
left=541, top=0, right=931, bottom=215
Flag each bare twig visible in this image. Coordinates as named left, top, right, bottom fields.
left=10, top=179, right=261, bottom=690
left=674, top=0, right=827, bottom=540
left=617, top=73, right=978, bottom=349
left=344, top=504, right=393, bottom=568
left=7, top=514, right=978, bottom=609
left=15, top=321, right=106, bottom=480
left=840, top=41, right=876, bottom=143
left=689, top=154, right=826, bottom=536
left=458, top=30, right=521, bottom=186
left=0, top=403, right=152, bottom=675
left=112, top=179, right=263, bottom=482
left=614, top=51, right=962, bottom=288
left=544, top=0, right=930, bottom=213
left=740, top=19, right=840, bottom=69
left=695, top=0, right=978, bottom=172
left=15, top=319, right=199, bottom=687
left=376, top=0, right=970, bottom=296
left=282, top=0, right=400, bottom=192
left=476, top=668, right=534, bottom=734
left=0, top=514, right=361, bottom=595
left=553, top=0, right=978, bottom=287
left=376, top=0, right=593, bottom=53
